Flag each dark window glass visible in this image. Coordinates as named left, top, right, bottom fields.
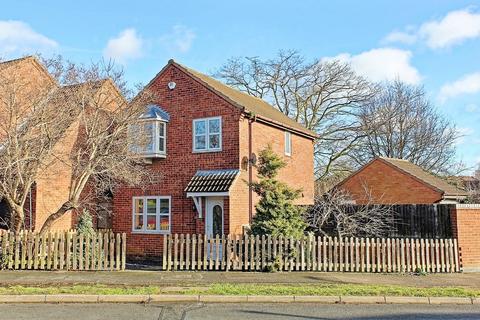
left=212, top=205, right=223, bottom=235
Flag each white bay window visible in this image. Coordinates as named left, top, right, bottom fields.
left=129, top=104, right=169, bottom=158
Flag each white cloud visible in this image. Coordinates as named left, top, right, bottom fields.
left=323, top=48, right=421, bottom=84
left=466, top=103, right=479, bottom=112
left=385, top=8, right=480, bottom=49
left=439, top=72, right=480, bottom=102
left=103, top=28, right=143, bottom=64
left=383, top=31, right=417, bottom=45
left=160, top=25, right=196, bottom=53
left=0, top=20, right=58, bottom=56
left=420, top=8, right=480, bottom=49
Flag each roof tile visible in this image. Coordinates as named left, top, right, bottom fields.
left=170, top=61, right=317, bottom=138
left=379, top=157, right=467, bottom=196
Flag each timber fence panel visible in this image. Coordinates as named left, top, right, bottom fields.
left=0, top=231, right=126, bottom=271
left=158, top=234, right=461, bottom=273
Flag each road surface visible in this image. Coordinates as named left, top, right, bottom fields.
left=1, top=303, right=480, bottom=319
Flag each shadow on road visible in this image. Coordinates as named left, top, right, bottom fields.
left=240, top=309, right=480, bottom=320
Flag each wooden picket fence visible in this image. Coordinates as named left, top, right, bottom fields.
left=162, top=234, right=461, bottom=273
left=0, top=230, right=127, bottom=271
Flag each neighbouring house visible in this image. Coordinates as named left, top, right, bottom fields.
left=0, top=57, right=124, bottom=231
left=335, top=157, right=467, bottom=205
left=112, top=60, right=317, bottom=257
left=0, top=56, right=57, bottom=230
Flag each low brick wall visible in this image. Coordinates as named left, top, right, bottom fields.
left=451, top=204, right=480, bottom=272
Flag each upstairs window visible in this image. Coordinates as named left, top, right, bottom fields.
left=193, top=116, right=222, bottom=152
left=132, top=196, right=171, bottom=233
left=129, top=105, right=169, bottom=158
left=284, top=131, right=292, bottom=156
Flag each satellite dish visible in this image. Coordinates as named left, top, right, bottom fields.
left=250, top=153, right=257, bottom=165
left=167, top=81, right=176, bottom=90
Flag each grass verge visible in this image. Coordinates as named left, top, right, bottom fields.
left=185, top=284, right=480, bottom=297
left=0, top=284, right=479, bottom=297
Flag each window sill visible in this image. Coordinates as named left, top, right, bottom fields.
left=139, top=153, right=167, bottom=158
left=192, top=149, right=222, bottom=154
left=131, top=230, right=170, bottom=235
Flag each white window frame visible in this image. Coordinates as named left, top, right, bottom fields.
left=131, top=196, right=171, bottom=234
left=129, top=120, right=167, bottom=158
left=158, top=121, right=166, bottom=154
left=193, top=116, right=222, bottom=152
left=284, top=131, right=292, bottom=156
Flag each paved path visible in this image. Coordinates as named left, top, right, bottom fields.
left=1, top=270, right=480, bottom=288
left=1, top=303, right=480, bottom=320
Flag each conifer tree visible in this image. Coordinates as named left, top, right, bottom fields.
left=76, top=209, right=94, bottom=236
left=250, top=146, right=306, bottom=238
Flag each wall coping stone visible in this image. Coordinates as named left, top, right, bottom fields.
left=455, top=204, right=480, bottom=209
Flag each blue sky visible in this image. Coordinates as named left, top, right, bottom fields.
left=1, top=0, right=480, bottom=172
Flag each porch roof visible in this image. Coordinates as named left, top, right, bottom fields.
left=185, top=169, right=239, bottom=193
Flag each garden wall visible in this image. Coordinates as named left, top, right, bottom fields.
left=451, top=204, right=480, bottom=272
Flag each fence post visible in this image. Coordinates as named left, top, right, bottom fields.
left=203, top=234, right=208, bottom=271
left=26, top=231, right=33, bottom=269
left=453, top=238, right=460, bottom=272
left=65, top=232, right=72, bottom=270
left=197, top=234, right=202, bottom=271
left=186, top=234, right=191, bottom=271
left=40, top=233, right=46, bottom=270
left=115, top=233, right=120, bottom=271
left=261, top=234, right=267, bottom=270
left=168, top=234, right=173, bottom=271
left=225, top=234, right=231, bottom=271
left=59, top=233, right=65, bottom=270
left=179, top=234, right=184, bottom=271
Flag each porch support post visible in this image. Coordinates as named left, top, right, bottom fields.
left=192, top=196, right=203, bottom=219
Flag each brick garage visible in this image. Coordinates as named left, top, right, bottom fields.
left=451, top=204, right=480, bottom=272
left=337, top=157, right=467, bottom=204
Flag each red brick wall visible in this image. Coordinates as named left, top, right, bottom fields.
left=112, top=64, right=242, bottom=257
left=451, top=204, right=480, bottom=272
left=230, top=116, right=315, bottom=234
left=339, top=159, right=443, bottom=204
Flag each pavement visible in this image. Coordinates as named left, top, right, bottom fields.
left=2, top=303, right=480, bottom=320
left=1, top=270, right=480, bottom=288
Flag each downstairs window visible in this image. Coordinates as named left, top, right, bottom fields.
left=132, top=196, right=171, bottom=233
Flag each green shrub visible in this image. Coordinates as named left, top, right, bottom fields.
left=76, top=209, right=94, bottom=236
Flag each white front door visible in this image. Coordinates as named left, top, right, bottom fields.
left=205, top=197, right=224, bottom=260
left=205, top=197, right=224, bottom=236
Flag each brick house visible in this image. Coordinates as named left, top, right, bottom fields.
left=336, top=157, right=467, bottom=204
left=0, top=57, right=125, bottom=231
left=112, top=60, right=317, bottom=257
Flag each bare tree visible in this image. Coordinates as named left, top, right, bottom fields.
left=305, top=187, right=394, bottom=238
left=39, top=54, right=134, bottom=100
left=215, top=50, right=377, bottom=178
left=0, top=58, right=76, bottom=232
left=465, top=185, right=480, bottom=204
left=352, top=80, right=460, bottom=175
left=38, top=59, right=158, bottom=233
